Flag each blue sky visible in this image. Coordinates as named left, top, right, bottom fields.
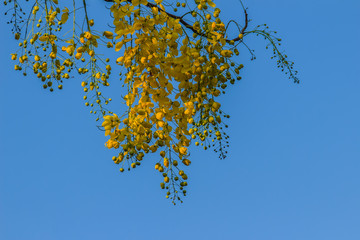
left=1, top=0, right=360, bottom=239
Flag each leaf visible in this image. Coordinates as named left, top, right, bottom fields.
left=167, top=82, right=173, bottom=93
left=61, top=12, right=69, bottom=24
left=52, top=0, right=58, bottom=4
left=115, top=38, right=132, bottom=51
left=115, top=42, right=124, bottom=52
left=133, top=78, right=142, bottom=88
left=133, top=0, right=148, bottom=6
left=65, top=39, right=74, bottom=44
left=39, top=35, right=49, bottom=42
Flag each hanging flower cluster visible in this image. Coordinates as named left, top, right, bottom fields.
left=4, top=0, right=298, bottom=204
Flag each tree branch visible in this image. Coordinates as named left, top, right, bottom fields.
left=103, top=0, right=248, bottom=42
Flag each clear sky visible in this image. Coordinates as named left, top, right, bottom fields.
left=1, top=0, right=360, bottom=239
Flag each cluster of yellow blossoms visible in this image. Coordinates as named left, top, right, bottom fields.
left=101, top=0, right=242, bottom=203
left=9, top=0, right=112, bottom=116
left=5, top=0, right=298, bottom=203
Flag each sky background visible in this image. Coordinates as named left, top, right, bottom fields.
left=1, top=0, right=360, bottom=239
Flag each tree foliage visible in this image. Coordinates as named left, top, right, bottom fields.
left=3, top=0, right=298, bottom=204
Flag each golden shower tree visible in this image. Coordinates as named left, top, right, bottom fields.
left=3, top=0, right=298, bottom=204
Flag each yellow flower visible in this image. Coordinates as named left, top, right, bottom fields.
left=156, top=112, right=164, bottom=120
left=179, top=147, right=187, bottom=155
left=163, top=158, right=169, bottom=167
left=182, top=159, right=191, bottom=166
left=103, top=31, right=114, bottom=39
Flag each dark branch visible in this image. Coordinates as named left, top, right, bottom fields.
left=103, top=0, right=248, bottom=42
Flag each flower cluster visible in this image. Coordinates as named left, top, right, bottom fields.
left=5, top=0, right=298, bottom=204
